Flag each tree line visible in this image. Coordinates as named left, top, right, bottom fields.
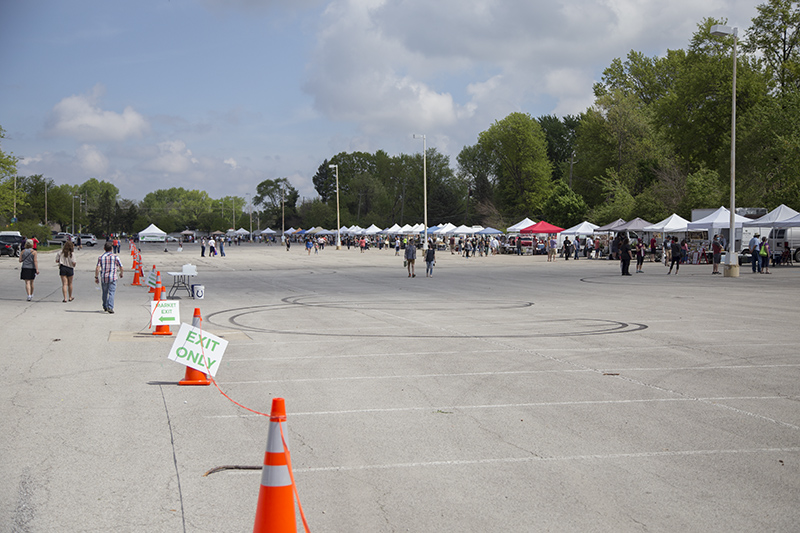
left=2, top=4, right=799, bottom=240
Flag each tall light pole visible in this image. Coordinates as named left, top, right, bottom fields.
left=232, top=197, right=236, bottom=229
left=413, top=134, right=428, bottom=250
left=72, top=195, right=79, bottom=234
left=711, top=23, right=738, bottom=274
left=329, top=164, right=341, bottom=249
left=246, top=193, right=252, bottom=237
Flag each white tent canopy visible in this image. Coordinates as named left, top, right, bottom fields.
left=776, top=213, right=800, bottom=227
left=364, top=224, right=382, bottom=235
left=398, top=224, right=414, bottom=233
left=507, top=217, right=535, bottom=232
left=742, top=204, right=800, bottom=227
left=561, top=221, right=599, bottom=236
left=260, top=228, right=276, bottom=235
left=138, top=223, right=167, bottom=241
left=434, top=222, right=458, bottom=234
left=643, top=213, right=690, bottom=233
left=451, top=224, right=483, bottom=235
left=381, top=223, right=401, bottom=234
left=687, top=207, right=749, bottom=230
left=235, top=228, right=249, bottom=235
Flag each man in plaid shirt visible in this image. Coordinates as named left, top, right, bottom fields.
left=94, top=242, right=124, bottom=313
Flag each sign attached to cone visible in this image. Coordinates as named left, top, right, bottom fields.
left=145, top=267, right=158, bottom=289
left=150, top=300, right=180, bottom=328
left=168, top=323, right=228, bottom=376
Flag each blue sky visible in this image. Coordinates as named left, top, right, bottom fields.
left=1, top=0, right=759, bottom=203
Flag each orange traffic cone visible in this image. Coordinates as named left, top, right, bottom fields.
left=254, top=398, right=296, bottom=533
left=153, top=272, right=172, bottom=336
left=131, top=258, right=142, bottom=286
left=179, top=308, right=210, bottom=386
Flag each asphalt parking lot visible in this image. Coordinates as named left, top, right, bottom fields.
left=1, top=242, right=798, bottom=532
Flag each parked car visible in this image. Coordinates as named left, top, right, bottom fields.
left=51, top=232, right=76, bottom=244
left=0, top=235, right=26, bottom=257
left=79, top=233, right=98, bottom=246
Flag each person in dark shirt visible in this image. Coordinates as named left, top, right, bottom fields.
left=619, top=237, right=632, bottom=276
left=667, top=237, right=682, bottom=275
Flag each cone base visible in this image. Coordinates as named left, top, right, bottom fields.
left=179, top=378, right=210, bottom=386
left=152, top=329, right=173, bottom=336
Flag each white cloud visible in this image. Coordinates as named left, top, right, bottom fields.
left=305, top=0, right=759, bottom=153
left=224, top=157, right=238, bottom=169
left=76, top=144, right=109, bottom=174
left=47, top=84, right=149, bottom=142
left=142, top=140, right=198, bottom=174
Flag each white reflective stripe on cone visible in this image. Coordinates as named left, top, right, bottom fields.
left=261, top=464, right=292, bottom=488
left=266, top=421, right=287, bottom=453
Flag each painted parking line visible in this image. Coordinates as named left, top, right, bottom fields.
left=204, top=396, right=788, bottom=418
left=293, top=447, right=800, bottom=473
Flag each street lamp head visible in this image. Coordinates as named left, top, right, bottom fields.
left=711, top=24, right=737, bottom=37
left=329, top=164, right=336, bottom=169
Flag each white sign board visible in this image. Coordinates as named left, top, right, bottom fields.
left=167, top=323, right=228, bottom=376
left=145, top=268, right=157, bottom=288
left=150, top=300, right=180, bottom=328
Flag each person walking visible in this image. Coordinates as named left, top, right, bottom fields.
left=425, top=241, right=436, bottom=277
left=208, top=236, right=216, bottom=257
left=19, top=239, right=39, bottom=301
left=635, top=238, right=645, bottom=273
left=95, top=241, right=123, bottom=313
left=619, top=237, right=632, bottom=275
left=759, top=237, right=771, bottom=274
left=56, top=241, right=77, bottom=302
left=219, top=238, right=225, bottom=257
left=405, top=239, right=417, bottom=277
left=563, top=237, right=571, bottom=260
left=200, top=236, right=206, bottom=257
left=395, top=238, right=401, bottom=256
left=667, top=237, right=681, bottom=275
left=711, top=235, right=723, bottom=274
left=749, top=233, right=761, bottom=273
left=573, top=237, right=581, bottom=260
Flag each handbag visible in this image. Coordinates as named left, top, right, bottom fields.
left=403, top=260, right=407, bottom=267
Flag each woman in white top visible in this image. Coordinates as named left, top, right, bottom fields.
left=56, top=241, right=77, bottom=302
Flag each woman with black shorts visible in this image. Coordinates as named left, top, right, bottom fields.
left=19, top=239, right=39, bottom=301
left=57, top=241, right=77, bottom=302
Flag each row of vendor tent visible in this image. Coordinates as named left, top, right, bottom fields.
left=265, top=204, right=800, bottom=240
left=552, top=205, right=800, bottom=236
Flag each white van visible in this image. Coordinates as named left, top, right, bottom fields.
left=768, top=228, right=800, bottom=261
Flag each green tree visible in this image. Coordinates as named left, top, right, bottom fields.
left=589, top=170, right=636, bottom=224
left=679, top=166, right=723, bottom=214
left=312, top=159, right=335, bottom=202
left=745, top=0, right=800, bottom=96
left=297, top=198, right=335, bottom=228
left=654, top=19, right=769, bottom=175
left=541, top=181, right=589, bottom=228
left=477, top=112, right=552, bottom=219
left=0, top=126, right=22, bottom=225
left=254, top=178, right=299, bottom=229
left=537, top=114, right=581, bottom=183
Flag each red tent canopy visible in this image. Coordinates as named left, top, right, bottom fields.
left=520, top=221, right=564, bottom=234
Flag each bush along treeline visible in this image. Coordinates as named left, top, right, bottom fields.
left=2, top=5, right=799, bottom=235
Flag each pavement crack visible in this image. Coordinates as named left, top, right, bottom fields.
left=159, top=385, right=187, bottom=533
